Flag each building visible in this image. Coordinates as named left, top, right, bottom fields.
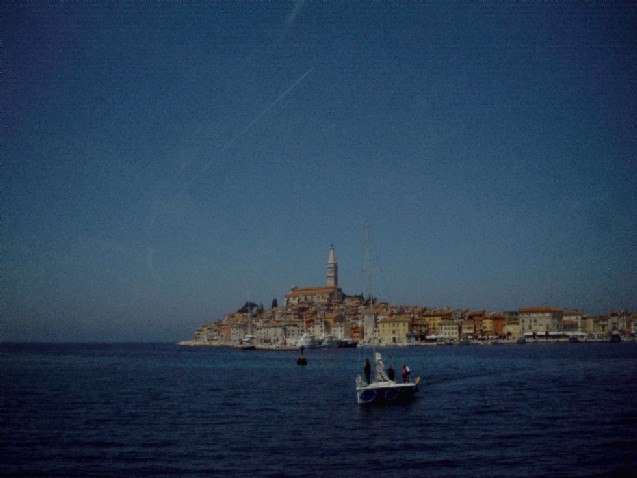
left=326, top=245, right=338, bottom=287
left=285, top=246, right=344, bottom=307
left=483, top=314, right=505, bottom=338
left=424, top=310, right=453, bottom=336
left=503, top=318, right=521, bottom=341
left=439, top=320, right=459, bottom=342
left=519, top=307, right=563, bottom=336
left=407, top=314, right=428, bottom=343
left=377, top=315, right=412, bottom=344
left=562, top=310, right=584, bottom=332
left=461, top=318, right=477, bottom=339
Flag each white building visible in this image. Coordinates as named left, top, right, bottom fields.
left=439, top=320, right=459, bottom=342
left=519, top=307, right=563, bottom=335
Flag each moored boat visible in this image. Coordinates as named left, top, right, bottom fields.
left=321, top=335, right=339, bottom=348
left=337, top=338, right=358, bottom=348
left=238, top=303, right=256, bottom=350
left=238, top=335, right=256, bottom=350
left=297, top=333, right=321, bottom=349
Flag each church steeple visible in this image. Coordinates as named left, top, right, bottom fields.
left=327, top=245, right=338, bottom=287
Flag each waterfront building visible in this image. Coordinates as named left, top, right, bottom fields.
left=283, top=322, right=302, bottom=345
left=593, top=317, right=608, bottom=335
left=519, top=307, right=563, bottom=335
left=562, top=310, right=583, bottom=333
left=231, top=325, right=246, bottom=344
left=580, top=315, right=596, bottom=335
left=425, top=310, right=453, bottom=336
left=461, top=318, right=477, bottom=338
left=350, top=321, right=364, bottom=341
left=256, top=322, right=286, bottom=345
left=605, top=311, right=629, bottom=335
left=439, top=320, right=460, bottom=342
left=377, top=315, right=411, bottom=344
left=504, top=318, right=521, bottom=341
left=331, top=320, right=346, bottom=340
left=465, top=311, right=485, bottom=338
left=483, top=314, right=505, bottom=337
left=407, top=314, right=428, bottom=343
left=194, top=323, right=218, bottom=344
left=308, top=319, right=324, bottom=338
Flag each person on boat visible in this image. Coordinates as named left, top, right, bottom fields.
left=364, top=358, right=371, bottom=384
left=387, top=364, right=395, bottom=381
left=402, top=364, right=411, bottom=383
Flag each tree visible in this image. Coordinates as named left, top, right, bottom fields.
left=238, top=301, right=258, bottom=313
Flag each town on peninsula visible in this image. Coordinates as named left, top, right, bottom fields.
left=180, top=246, right=635, bottom=348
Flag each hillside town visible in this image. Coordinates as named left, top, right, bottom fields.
left=182, top=246, right=636, bottom=348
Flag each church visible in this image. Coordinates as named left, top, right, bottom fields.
left=284, top=245, right=344, bottom=307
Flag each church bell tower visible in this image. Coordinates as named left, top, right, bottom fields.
left=327, top=245, right=338, bottom=287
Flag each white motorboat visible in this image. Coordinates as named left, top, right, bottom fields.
left=238, top=300, right=256, bottom=350
left=239, top=335, right=256, bottom=350
left=296, top=333, right=321, bottom=349
left=356, top=352, right=419, bottom=405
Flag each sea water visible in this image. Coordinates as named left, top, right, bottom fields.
left=2, top=342, right=636, bottom=477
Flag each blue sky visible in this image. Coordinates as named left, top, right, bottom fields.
left=3, top=1, right=636, bottom=342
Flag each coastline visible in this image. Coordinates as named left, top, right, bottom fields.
left=177, top=337, right=634, bottom=348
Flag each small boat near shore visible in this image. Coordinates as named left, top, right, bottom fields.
left=337, top=338, right=358, bottom=348
left=321, top=335, right=339, bottom=348
left=238, top=303, right=256, bottom=350
left=238, top=335, right=256, bottom=350
left=297, top=333, right=321, bottom=349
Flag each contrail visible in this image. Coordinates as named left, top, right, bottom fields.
left=221, top=67, right=314, bottom=152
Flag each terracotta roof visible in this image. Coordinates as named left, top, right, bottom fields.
left=286, top=286, right=340, bottom=297
left=519, top=306, right=562, bottom=313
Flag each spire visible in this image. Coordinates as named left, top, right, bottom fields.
left=327, top=244, right=338, bottom=287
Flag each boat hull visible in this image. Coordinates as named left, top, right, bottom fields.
left=337, top=339, right=358, bottom=348
left=321, top=336, right=339, bottom=348
left=356, top=382, right=418, bottom=405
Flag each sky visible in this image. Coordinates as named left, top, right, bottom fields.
left=2, top=1, right=636, bottom=342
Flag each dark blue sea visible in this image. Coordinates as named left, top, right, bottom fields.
left=2, top=342, right=636, bottom=477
